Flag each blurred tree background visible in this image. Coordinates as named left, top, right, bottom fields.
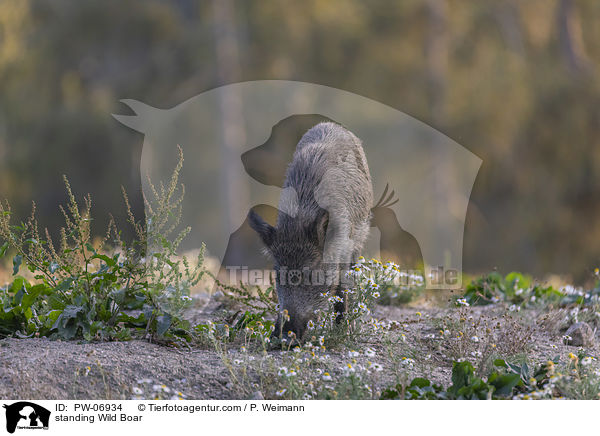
left=0, top=0, right=598, bottom=283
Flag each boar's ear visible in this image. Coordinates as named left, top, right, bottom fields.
left=248, top=209, right=275, bottom=249
left=315, top=209, right=329, bottom=247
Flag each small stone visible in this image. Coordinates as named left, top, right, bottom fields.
left=564, top=322, right=595, bottom=347
left=250, top=391, right=264, bottom=400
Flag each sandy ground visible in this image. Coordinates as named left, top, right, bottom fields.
left=1, top=300, right=597, bottom=400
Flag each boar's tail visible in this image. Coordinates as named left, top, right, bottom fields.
left=372, top=183, right=399, bottom=211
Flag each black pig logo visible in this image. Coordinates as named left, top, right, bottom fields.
left=3, top=402, right=50, bottom=433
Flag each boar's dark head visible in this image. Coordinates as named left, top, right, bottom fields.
left=248, top=207, right=334, bottom=339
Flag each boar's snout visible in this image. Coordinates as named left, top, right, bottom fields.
left=274, top=284, right=330, bottom=340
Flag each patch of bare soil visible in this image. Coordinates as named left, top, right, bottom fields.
left=0, top=338, right=232, bottom=399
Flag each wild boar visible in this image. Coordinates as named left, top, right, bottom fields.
left=248, top=122, right=373, bottom=339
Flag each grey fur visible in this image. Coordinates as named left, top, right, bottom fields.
left=248, top=122, right=373, bottom=339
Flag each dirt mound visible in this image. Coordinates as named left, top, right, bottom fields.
left=0, top=338, right=231, bottom=400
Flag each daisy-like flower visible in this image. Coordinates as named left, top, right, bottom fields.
left=470, top=336, right=480, bottom=343
left=278, top=367, right=288, bottom=376
left=368, top=362, right=383, bottom=372
left=456, top=298, right=470, bottom=307
left=364, top=348, right=376, bottom=357
left=276, top=389, right=287, bottom=397
left=400, top=357, right=415, bottom=367
left=306, top=320, right=315, bottom=330
left=372, top=291, right=380, bottom=299
left=322, top=372, right=332, bottom=381
left=348, top=350, right=359, bottom=358
left=132, top=386, right=143, bottom=395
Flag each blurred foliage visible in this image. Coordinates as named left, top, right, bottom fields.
left=0, top=0, right=599, bottom=281
left=461, top=270, right=600, bottom=307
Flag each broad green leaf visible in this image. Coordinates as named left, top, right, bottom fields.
left=13, top=286, right=26, bottom=306
left=0, top=242, right=8, bottom=257
left=58, top=305, right=84, bottom=323
left=12, top=255, right=22, bottom=276
left=489, top=373, right=521, bottom=397
left=409, top=378, right=431, bottom=389
left=450, top=361, right=474, bottom=391
left=91, top=254, right=116, bottom=267
left=157, top=313, right=172, bottom=336
left=48, top=294, right=66, bottom=310
left=494, top=359, right=507, bottom=368
left=46, top=310, right=62, bottom=322
left=20, top=284, right=49, bottom=309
